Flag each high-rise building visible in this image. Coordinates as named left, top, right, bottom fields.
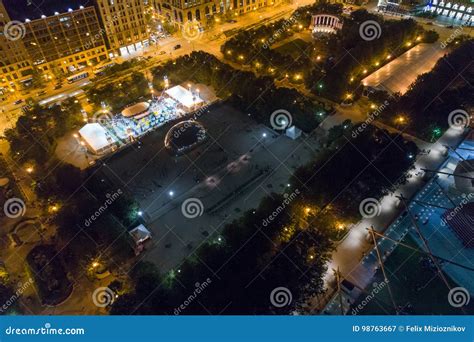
left=22, top=6, right=109, bottom=77
left=151, top=0, right=281, bottom=25
left=0, top=0, right=34, bottom=96
left=94, top=0, right=150, bottom=56
left=1, top=3, right=109, bottom=95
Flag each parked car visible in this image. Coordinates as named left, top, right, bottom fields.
left=37, top=90, right=46, bottom=96
left=13, top=99, right=23, bottom=105
left=173, top=44, right=181, bottom=50
left=159, top=50, right=167, bottom=55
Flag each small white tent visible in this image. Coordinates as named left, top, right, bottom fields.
left=79, top=123, right=117, bottom=155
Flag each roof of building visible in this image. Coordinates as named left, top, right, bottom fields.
left=165, top=85, right=204, bottom=109
left=443, top=202, right=474, bottom=248
left=453, top=159, right=474, bottom=194
left=2, top=0, right=89, bottom=21
left=78, top=123, right=115, bottom=153
left=121, top=102, right=150, bottom=118
left=129, top=224, right=152, bottom=245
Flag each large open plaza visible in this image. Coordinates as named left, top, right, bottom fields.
left=0, top=0, right=473, bottom=336
left=97, top=102, right=321, bottom=271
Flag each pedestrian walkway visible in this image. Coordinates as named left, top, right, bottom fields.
left=319, top=126, right=468, bottom=314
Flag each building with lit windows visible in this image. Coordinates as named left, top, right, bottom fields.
left=0, top=0, right=34, bottom=96
left=151, top=0, right=282, bottom=25
left=1, top=2, right=108, bottom=95
left=22, top=6, right=109, bottom=77
left=94, top=0, right=150, bottom=56
left=423, top=0, right=473, bottom=24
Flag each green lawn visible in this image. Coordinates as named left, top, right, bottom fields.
left=273, top=38, right=311, bottom=59
left=353, top=235, right=474, bottom=315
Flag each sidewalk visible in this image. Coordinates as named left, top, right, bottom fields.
left=318, top=126, right=467, bottom=314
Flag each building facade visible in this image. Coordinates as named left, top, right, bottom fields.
left=152, top=0, right=281, bottom=25
left=1, top=3, right=109, bottom=95
left=94, top=0, right=150, bottom=56
left=0, top=0, right=33, bottom=96
left=423, top=0, right=473, bottom=23
left=22, top=6, right=109, bottom=77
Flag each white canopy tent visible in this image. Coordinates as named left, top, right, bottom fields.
left=129, top=224, right=152, bottom=255
left=79, top=123, right=117, bottom=155
left=286, top=126, right=302, bottom=140
left=165, top=85, right=204, bottom=110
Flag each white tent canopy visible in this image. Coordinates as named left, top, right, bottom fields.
left=286, top=126, right=302, bottom=140
left=165, top=85, right=204, bottom=110
left=79, top=123, right=117, bottom=154
left=129, top=224, right=152, bottom=245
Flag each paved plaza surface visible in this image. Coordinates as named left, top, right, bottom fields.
left=99, top=103, right=323, bottom=272
left=362, top=43, right=445, bottom=94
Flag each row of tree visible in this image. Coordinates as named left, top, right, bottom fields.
left=86, top=71, right=150, bottom=112
left=152, top=51, right=328, bottom=132
left=220, top=3, right=437, bottom=102
left=376, top=40, right=473, bottom=141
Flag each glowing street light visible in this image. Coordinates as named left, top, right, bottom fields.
left=396, top=115, right=406, bottom=124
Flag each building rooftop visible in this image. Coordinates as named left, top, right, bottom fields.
left=2, top=0, right=89, bottom=21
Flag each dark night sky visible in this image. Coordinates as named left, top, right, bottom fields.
left=3, top=0, right=94, bottom=20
